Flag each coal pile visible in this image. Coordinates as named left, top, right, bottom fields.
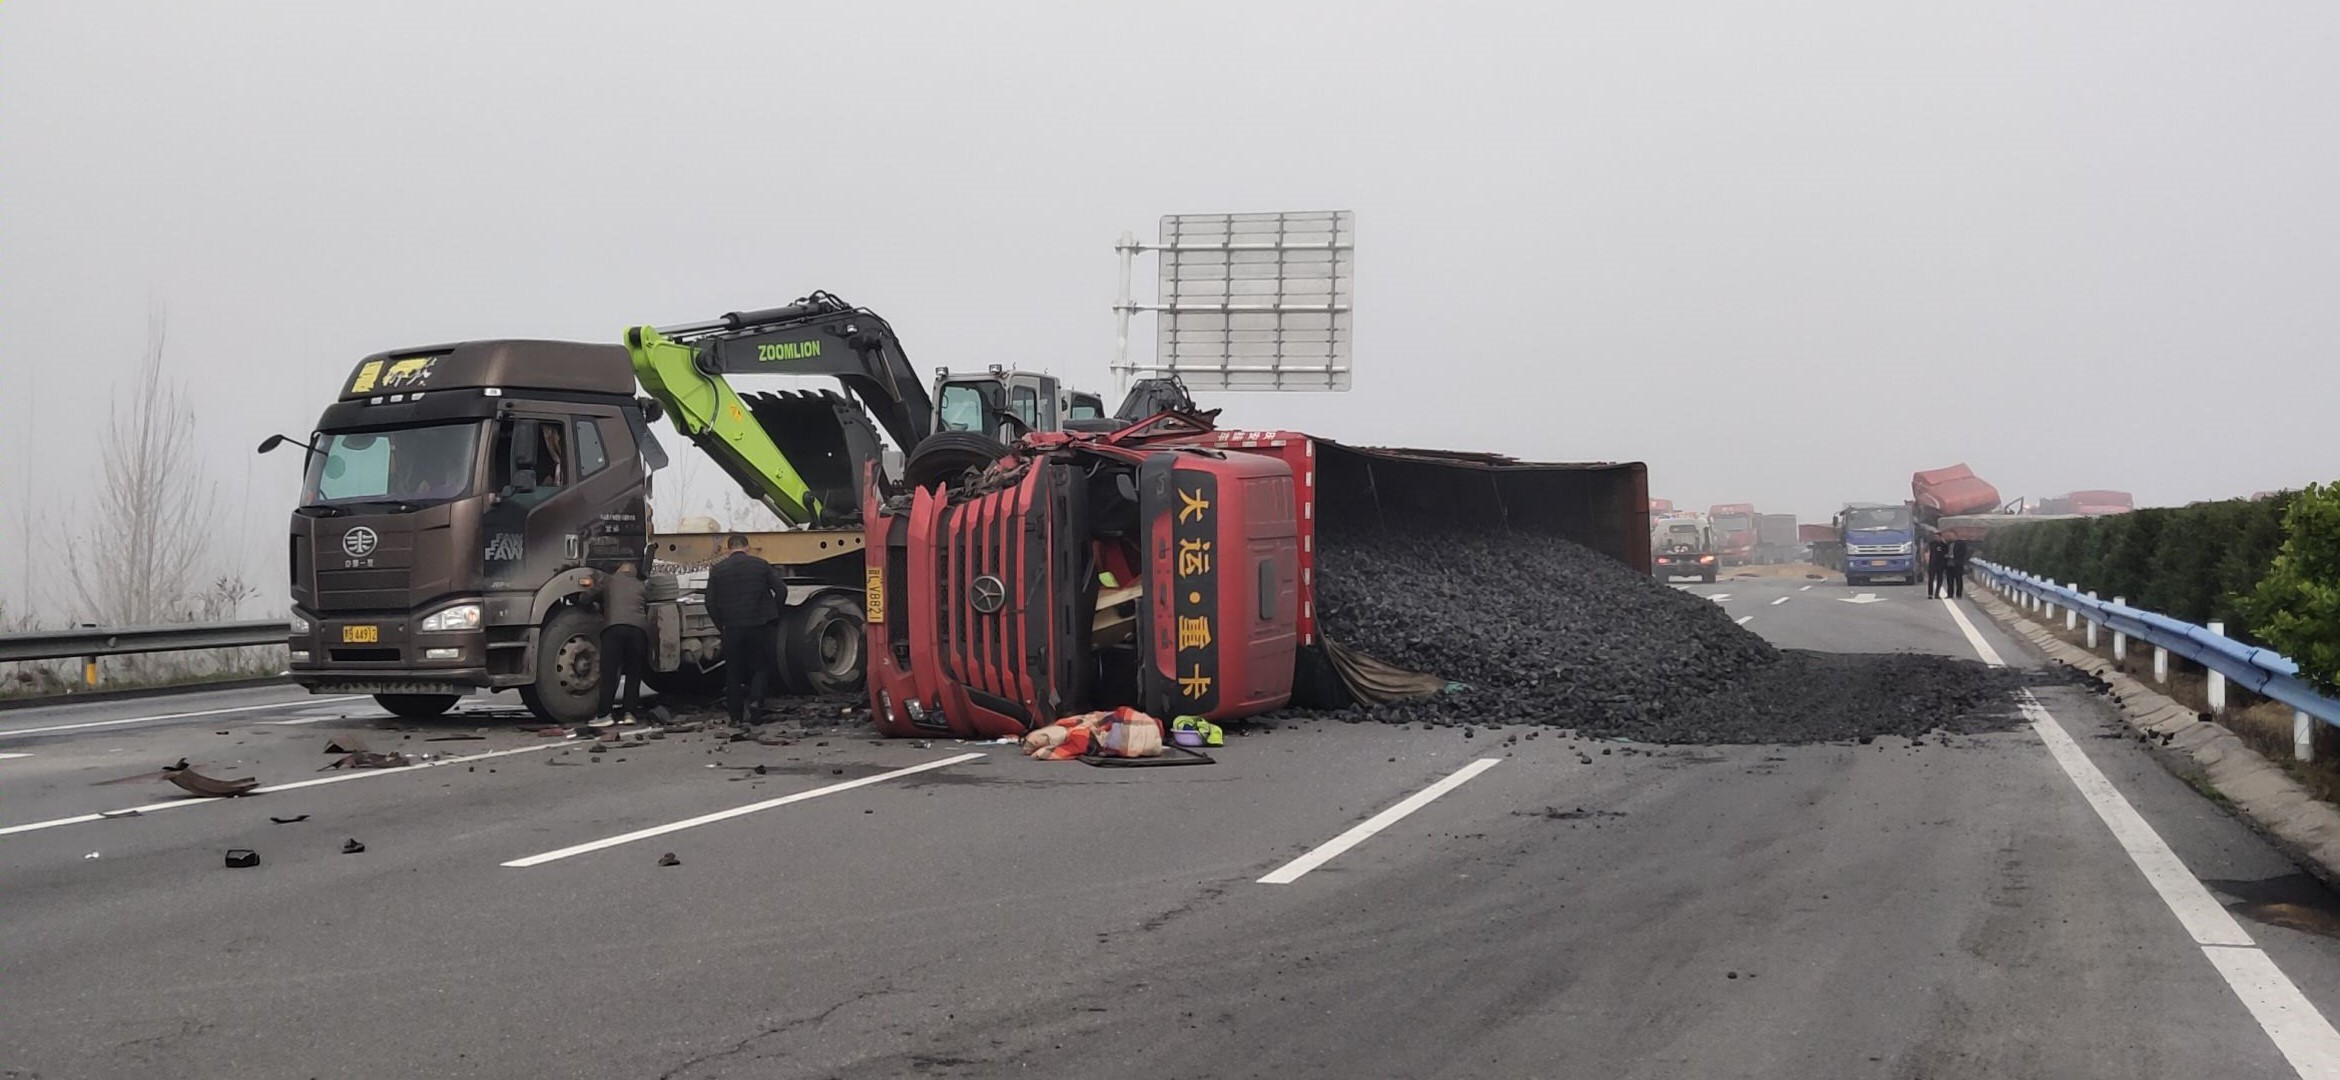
left=1307, top=527, right=2036, bottom=744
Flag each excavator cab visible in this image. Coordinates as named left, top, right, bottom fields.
left=931, top=366, right=1065, bottom=443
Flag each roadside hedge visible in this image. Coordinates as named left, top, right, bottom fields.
left=1985, top=492, right=2298, bottom=645
left=2244, top=484, right=2340, bottom=694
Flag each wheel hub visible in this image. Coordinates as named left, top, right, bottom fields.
left=552, top=635, right=599, bottom=693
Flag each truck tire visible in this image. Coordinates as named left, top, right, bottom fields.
left=1847, top=574, right=1865, bottom=587
left=1700, top=571, right=1716, bottom=584
left=375, top=693, right=460, bottom=719
left=785, top=592, right=866, bottom=696
left=517, top=606, right=605, bottom=725
left=904, top=432, right=1007, bottom=490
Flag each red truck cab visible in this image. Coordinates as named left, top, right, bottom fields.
left=864, top=438, right=1299, bottom=739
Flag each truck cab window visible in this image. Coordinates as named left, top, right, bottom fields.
left=574, top=417, right=608, bottom=478
left=493, top=419, right=569, bottom=503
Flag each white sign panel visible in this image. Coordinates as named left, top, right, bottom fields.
left=1149, top=210, right=1353, bottom=392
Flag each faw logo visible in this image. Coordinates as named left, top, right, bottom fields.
left=756, top=341, right=822, bottom=363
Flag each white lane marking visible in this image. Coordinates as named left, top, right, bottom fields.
left=1259, top=759, right=1500, bottom=885
left=0, top=696, right=365, bottom=740
left=262, top=715, right=353, bottom=726
left=1708, top=593, right=1732, bottom=603
left=503, top=752, right=986, bottom=868
left=1801, top=585, right=1814, bottom=592
left=1839, top=593, right=1884, bottom=605
left=1736, top=616, right=1754, bottom=625
left=0, top=742, right=562, bottom=838
left=1945, top=597, right=2340, bottom=1076
left=1771, top=596, right=1791, bottom=606
left=0, top=752, right=31, bottom=761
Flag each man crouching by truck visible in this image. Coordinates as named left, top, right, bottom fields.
left=707, top=534, right=787, bottom=729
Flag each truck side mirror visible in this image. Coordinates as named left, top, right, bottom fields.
left=258, top=434, right=287, bottom=454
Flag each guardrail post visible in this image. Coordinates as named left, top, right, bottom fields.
left=2298, top=710, right=2315, bottom=764
left=2112, top=598, right=2129, bottom=663
left=2085, top=592, right=2100, bottom=649
left=2065, top=584, right=2079, bottom=631
left=2153, top=645, right=2169, bottom=684
left=80, top=621, right=97, bottom=689
left=2206, top=621, right=2227, bottom=709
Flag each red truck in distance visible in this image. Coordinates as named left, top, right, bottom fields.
left=1708, top=503, right=1757, bottom=566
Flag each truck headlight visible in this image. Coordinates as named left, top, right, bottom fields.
left=290, top=611, right=311, bottom=635
left=1899, top=542, right=1916, bottom=554
left=289, top=650, right=311, bottom=663
left=421, top=603, right=482, bottom=632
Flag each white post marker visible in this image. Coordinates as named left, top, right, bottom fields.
left=1939, top=597, right=2340, bottom=1078
left=1259, top=759, right=1500, bottom=884
left=2086, top=592, right=2100, bottom=650
left=2299, top=711, right=2316, bottom=765
left=2113, top=598, right=2130, bottom=664
left=2156, top=646, right=2171, bottom=685
left=2208, top=622, right=2228, bottom=709
left=2066, top=584, right=2080, bottom=631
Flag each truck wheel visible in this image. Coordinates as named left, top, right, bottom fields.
left=1847, top=574, right=1865, bottom=587
left=786, top=592, right=866, bottom=696
left=517, top=606, right=605, bottom=725
left=375, top=693, right=460, bottom=719
left=1701, top=571, right=1716, bottom=583
left=904, top=432, right=1006, bottom=490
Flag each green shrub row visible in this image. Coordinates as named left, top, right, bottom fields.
left=1984, top=492, right=2297, bottom=645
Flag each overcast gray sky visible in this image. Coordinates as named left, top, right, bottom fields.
left=4, top=1, right=2335, bottom=619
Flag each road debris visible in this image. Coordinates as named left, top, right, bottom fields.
left=657, top=852, right=680, bottom=867
left=269, top=814, right=309, bottom=824
left=83, top=851, right=100, bottom=860
left=341, top=839, right=366, bottom=854
left=425, top=733, right=487, bottom=742
left=323, top=738, right=370, bottom=755
left=223, top=849, right=260, bottom=869
left=321, top=751, right=412, bottom=771
left=167, top=767, right=261, bottom=798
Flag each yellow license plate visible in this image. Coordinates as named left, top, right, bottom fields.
left=342, top=625, right=380, bottom=644
left=864, top=568, right=886, bottom=624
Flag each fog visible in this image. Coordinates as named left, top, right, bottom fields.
left=4, top=1, right=2335, bottom=621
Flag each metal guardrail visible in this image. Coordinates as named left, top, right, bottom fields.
left=0, top=621, right=289, bottom=664
left=1971, top=559, right=2340, bottom=759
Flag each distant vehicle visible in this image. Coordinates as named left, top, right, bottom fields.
left=1754, top=513, right=1799, bottom=564
left=1648, top=497, right=1675, bottom=515
left=1801, top=523, right=1843, bottom=571
left=1708, top=503, right=1758, bottom=566
left=1836, top=502, right=1917, bottom=586
left=1651, top=517, right=1719, bottom=583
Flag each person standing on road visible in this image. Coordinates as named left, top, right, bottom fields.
left=706, top=533, right=787, bottom=729
left=1946, top=539, right=1970, bottom=598
left=1926, top=537, right=1952, bottom=599
left=592, top=561, right=650, bottom=727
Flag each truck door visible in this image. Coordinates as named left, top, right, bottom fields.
left=480, top=414, right=592, bottom=592
left=1005, top=374, right=1058, bottom=434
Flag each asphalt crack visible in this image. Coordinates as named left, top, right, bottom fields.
left=656, top=985, right=896, bottom=1080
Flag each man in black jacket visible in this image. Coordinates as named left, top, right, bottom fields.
left=1946, top=539, right=1970, bottom=598
left=592, top=561, right=650, bottom=726
left=1926, top=538, right=1952, bottom=599
left=706, top=534, right=787, bottom=728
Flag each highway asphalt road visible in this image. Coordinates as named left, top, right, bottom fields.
left=8, top=575, right=2340, bottom=1079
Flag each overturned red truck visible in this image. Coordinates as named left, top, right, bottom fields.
left=862, top=413, right=1649, bottom=739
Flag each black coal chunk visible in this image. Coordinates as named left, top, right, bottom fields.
left=1300, top=525, right=2032, bottom=745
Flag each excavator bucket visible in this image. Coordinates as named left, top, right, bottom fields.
left=740, top=390, right=884, bottom=526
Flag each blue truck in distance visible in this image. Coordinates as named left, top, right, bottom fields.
left=1836, top=502, right=1917, bottom=586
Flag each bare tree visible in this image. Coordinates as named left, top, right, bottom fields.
left=64, top=303, right=214, bottom=627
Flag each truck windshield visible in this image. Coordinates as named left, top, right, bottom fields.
left=301, top=423, right=482, bottom=507
left=1713, top=514, right=1753, bottom=533
left=1846, top=506, right=1910, bottom=531
left=1661, top=524, right=1705, bottom=550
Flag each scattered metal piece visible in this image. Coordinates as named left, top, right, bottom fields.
left=657, top=852, right=680, bottom=867
left=98, top=808, right=142, bottom=819
left=322, top=738, right=370, bottom=755
left=548, top=757, right=583, bottom=766
left=753, top=764, right=768, bottom=775
left=341, top=838, right=365, bottom=854
left=269, top=814, right=309, bottom=824
left=223, top=849, right=260, bottom=869
left=425, top=733, right=487, bottom=742
left=321, top=751, right=412, bottom=771
left=167, top=768, right=261, bottom=798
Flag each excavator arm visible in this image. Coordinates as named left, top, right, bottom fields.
left=626, top=292, right=936, bottom=526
